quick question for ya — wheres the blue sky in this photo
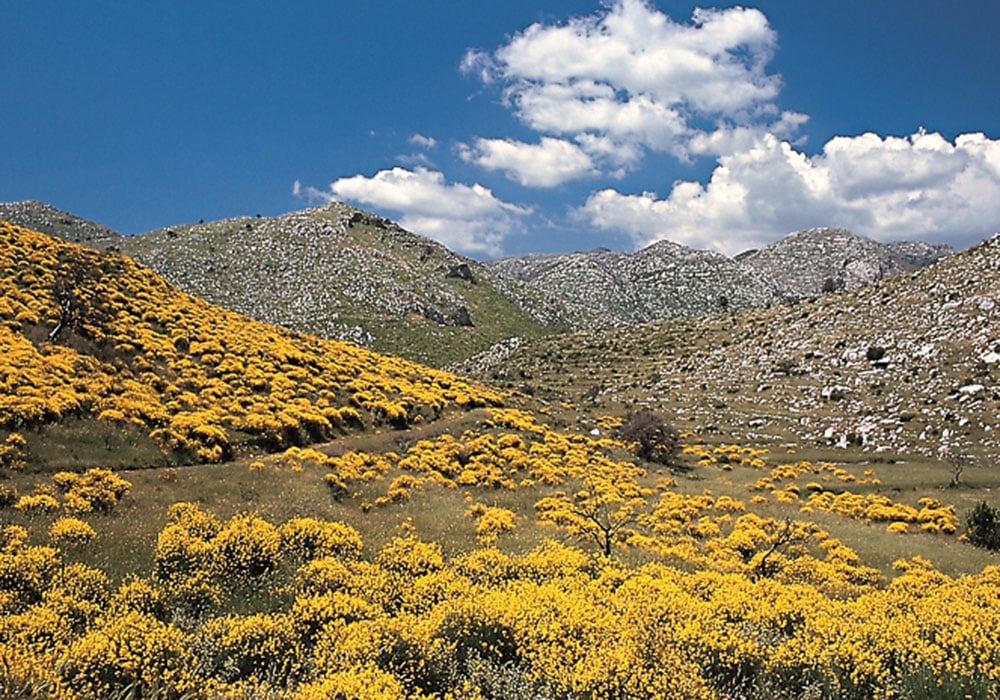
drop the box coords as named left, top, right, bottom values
left=4, top=1, right=1000, bottom=259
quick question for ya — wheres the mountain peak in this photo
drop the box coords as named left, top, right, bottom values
left=740, top=226, right=953, bottom=296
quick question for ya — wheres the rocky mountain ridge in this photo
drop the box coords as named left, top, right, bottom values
left=1, top=201, right=956, bottom=366
left=0, top=200, right=123, bottom=249
left=490, top=227, right=954, bottom=324
left=740, top=227, right=954, bottom=297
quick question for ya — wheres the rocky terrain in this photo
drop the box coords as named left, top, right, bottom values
left=740, top=227, right=954, bottom=297
left=490, top=227, right=953, bottom=324
left=0, top=201, right=956, bottom=368
left=115, top=203, right=589, bottom=366
left=460, top=233, right=1000, bottom=466
left=490, top=241, right=778, bottom=323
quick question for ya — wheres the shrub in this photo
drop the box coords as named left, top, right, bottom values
left=866, top=345, right=887, bottom=362
left=618, top=410, right=680, bottom=465
left=211, top=512, right=282, bottom=579
left=280, top=518, right=364, bottom=562
left=49, top=517, right=97, bottom=546
left=60, top=611, right=185, bottom=698
left=965, top=501, right=1000, bottom=551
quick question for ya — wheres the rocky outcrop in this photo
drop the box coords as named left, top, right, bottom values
left=739, top=227, right=954, bottom=297
left=490, top=241, right=779, bottom=325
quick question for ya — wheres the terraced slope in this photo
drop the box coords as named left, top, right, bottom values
left=0, top=220, right=502, bottom=470
left=461, top=233, right=1000, bottom=464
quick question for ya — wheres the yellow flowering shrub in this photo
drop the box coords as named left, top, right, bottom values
left=279, top=517, right=364, bottom=563
left=48, top=517, right=97, bottom=546
left=56, top=468, right=132, bottom=514
left=14, top=492, right=60, bottom=515
left=196, top=612, right=302, bottom=685
left=109, top=575, right=169, bottom=620
left=376, top=534, right=445, bottom=578
left=466, top=504, right=517, bottom=546
left=0, top=432, right=26, bottom=471
left=59, top=611, right=186, bottom=698
left=0, top=495, right=996, bottom=697
left=210, top=512, right=282, bottom=579
left=293, top=663, right=406, bottom=700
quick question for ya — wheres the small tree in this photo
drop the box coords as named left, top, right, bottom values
left=965, top=501, right=1000, bottom=551
left=535, top=458, right=651, bottom=557
left=939, top=443, right=969, bottom=488
left=618, top=411, right=680, bottom=465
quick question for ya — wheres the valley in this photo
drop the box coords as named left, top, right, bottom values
left=0, top=209, right=997, bottom=699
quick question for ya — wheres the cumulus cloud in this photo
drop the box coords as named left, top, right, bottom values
left=578, top=130, right=1000, bottom=255
left=462, top=0, right=792, bottom=182
left=296, top=167, right=530, bottom=256
left=458, top=136, right=598, bottom=187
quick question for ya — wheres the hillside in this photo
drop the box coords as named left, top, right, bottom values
left=114, top=203, right=587, bottom=366
left=0, top=220, right=501, bottom=470
left=489, top=239, right=778, bottom=323
left=1, top=221, right=999, bottom=700
left=460, top=233, right=1000, bottom=465
left=489, top=227, right=953, bottom=324
left=3, top=202, right=954, bottom=365
left=0, top=200, right=123, bottom=249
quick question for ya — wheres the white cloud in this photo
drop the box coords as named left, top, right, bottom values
left=578, top=130, right=1000, bottom=255
left=463, top=0, right=791, bottom=177
left=299, top=167, right=530, bottom=256
left=459, top=48, right=497, bottom=84
left=409, top=133, right=438, bottom=149
left=458, top=136, right=597, bottom=187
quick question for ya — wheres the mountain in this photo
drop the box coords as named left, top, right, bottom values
left=112, top=203, right=586, bottom=367
left=0, top=201, right=955, bottom=365
left=490, top=227, right=953, bottom=324
left=489, top=240, right=779, bottom=324
left=0, top=220, right=501, bottom=469
left=0, top=200, right=123, bottom=249
left=459, top=232, right=1000, bottom=465
left=739, top=227, right=954, bottom=296
left=0, top=200, right=588, bottom=367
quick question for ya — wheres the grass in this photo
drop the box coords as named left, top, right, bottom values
left=6, top=414, right=999, bottom=587
left=14, top=418, right=175, bottom=474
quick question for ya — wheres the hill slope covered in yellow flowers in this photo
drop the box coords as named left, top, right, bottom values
left=0, top=221, right=501, bottom=469
left=1, top=220, right=999, bottom=700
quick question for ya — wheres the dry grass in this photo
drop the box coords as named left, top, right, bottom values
left=6, top=415, right=998, bottom=587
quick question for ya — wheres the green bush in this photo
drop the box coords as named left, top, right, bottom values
left=965, top=501, right=1000, bottom=551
